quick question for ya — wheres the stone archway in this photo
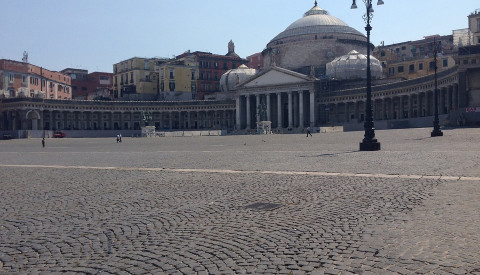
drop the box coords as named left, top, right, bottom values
left=26, top=110, right=41, bottom=130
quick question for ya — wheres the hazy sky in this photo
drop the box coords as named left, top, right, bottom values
left=1, top=0, right=478, bottom=73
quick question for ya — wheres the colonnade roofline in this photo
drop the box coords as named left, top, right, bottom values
left=1, top=98, right=235, bottom=107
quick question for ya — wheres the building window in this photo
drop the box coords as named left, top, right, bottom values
left=207, top=73, right=211, bottom=80
left=130, top=72, right=133, bottom=83
left=191, top=70, right=196, bottom=80
left=214, top=73, right=218, bottom=80
left=199, top=61, right=204, bottom=68
left=223, top=62, right=228, bottom=70
left=169, top=81, right=175, bottom=91
left=419, top=63, right=423, bottom=70
left=144, top=61, right=150, bottom=70
left=388, top=67, right=394, bottom=75
left=409, top=64, right=414, bottom=73
left=214, top=62, right=219, bottom=68
left=9, top=73, right=14, bottom=82
left=169, top=68, right=174, bottom=79
left=160, top=69, right=164, bottom=79
left=463, top=59, right=469, bottom=65
left=381, top=51, right=385, bottom=57
left=161, top=81, right=164, bottom=91
left=442, top=59, right=448, bottom=67
left=472, top=59, right=477, bottom=64
left=125, top=74, right=129, bottom=83
left=191, top=83, right=196, bottom=92
left=397, top=66, right=404, bottom=73
left=200, top=72, right=204, bottom=80
left=401, top=46, right=406, bottom=50
left=477, top=19, right=480, bottom=32
left=22, top=75, right=27, bottom=83
left=429, top=61, right=436, bottom=70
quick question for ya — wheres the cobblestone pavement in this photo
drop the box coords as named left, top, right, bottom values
left=0, top=128, right=479, bottom=274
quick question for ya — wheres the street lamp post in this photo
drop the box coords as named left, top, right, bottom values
left=431, top=37, right=443, bottom=137
left=351, top=0, right=382, bottom=151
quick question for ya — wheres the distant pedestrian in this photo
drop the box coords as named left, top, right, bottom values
left=41, top=138, right=45, bottom=148
left=306, top=127, right=312, bottom=137
left=119, top=134, right=122, bottom=142
left=116, top=134, right=120, bottom=143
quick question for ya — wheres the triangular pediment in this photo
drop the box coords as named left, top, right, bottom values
left=239, top=66, right=313, bottom=88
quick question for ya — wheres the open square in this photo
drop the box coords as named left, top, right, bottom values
left=1, top=128, right=480, bottom=274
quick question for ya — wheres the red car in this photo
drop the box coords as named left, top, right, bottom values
left=53, top=131, right=66, bottom=138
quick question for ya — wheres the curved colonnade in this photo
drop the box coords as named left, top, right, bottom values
left=0, top=67, right=462, bottom=134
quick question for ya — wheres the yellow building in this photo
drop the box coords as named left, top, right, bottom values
left=113, top=57, right=167, bottom=100
left=158, top=55, right=199, bottom=101
left=384, top=55, right=456, bottom=79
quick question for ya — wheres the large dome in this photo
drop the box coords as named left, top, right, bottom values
left=270, top=5, right=363, bottom=43
left=263, top=2, right=367, bottom=76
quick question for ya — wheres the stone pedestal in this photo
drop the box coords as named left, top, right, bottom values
left=141, top=126, right=156, bottom=137
left=256, top=121, right=272, bottom=134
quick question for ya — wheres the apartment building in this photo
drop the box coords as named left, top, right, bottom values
left=112, top=57, right=168, bottom=100
left=62, top=69, right=113, bottom=100
left=0, top=59, right=71, bottom=100
left=158, top=55, right=199, bottom=101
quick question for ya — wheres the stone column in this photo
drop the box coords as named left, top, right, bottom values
left=382, top=98, right=387, bottom=120
left=399, top=96, right=404, bottom=119
left=49, top=110, right=53, bottom=130
left=235, top=96, right=241, bottom=129
left=99, top=112, right=104, bottom=130
left=110, top=111, right=114, bottom=130
left=354, top=101, right=359, bottom=122
left=255, top=94, right=260, bottom=125
left=120, top=112, right=124, bottom=130
left=266, top=93, right=271, bottom=122
left=408, top=95, right=413, bottom=118
left=447, top=86, right=453, bottom=112
left=309, top=90, right=315, bottom=127
left=453, top=84, right=459, bottom=110
left=246, top=95, right=251, bottom=129
left=196, top=111, right=200, bottom=129
left=39, top=110, right=44, bottom=130
left=299, top=91, right=304, bottom=127
left=293, top=92, right=298, bottom=127
left=169, top=111, right=173, bottom=129
left=287, top=91, right=293, bottom=128
left=130, top=112, right=134, bottom=130
left=344, top=102, right=349, bottom=122
left=277, top=92, right=282, bottom=128
left=390, top=97, right=395, bottom=119
left=417, top=94, right=422, bottom=117
left=440, top=88, right=446, bottom=115
left=187, top=111, right=191, bottom=129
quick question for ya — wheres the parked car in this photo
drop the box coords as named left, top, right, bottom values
left=53, top=131, right=66, bottom=138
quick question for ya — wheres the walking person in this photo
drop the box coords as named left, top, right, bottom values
left=119, top=134, right=122, bottom=142
left=41, top=137, right=45, bottom=148
left=116, top=134, right=120, bottom=143
left=306, top=127, right=312, bottom=137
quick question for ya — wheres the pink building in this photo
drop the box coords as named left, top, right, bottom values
left=0, top=59, right=71, bottom=100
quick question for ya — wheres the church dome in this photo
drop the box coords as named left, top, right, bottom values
left=263, top=2, right=367, bottom=75
left=326, top=50, right=383, bottom=80
left=269, top=4, right=363, bottom=44
left=220, top=65, right=257, bottom=92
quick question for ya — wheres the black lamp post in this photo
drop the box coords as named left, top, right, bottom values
left=431, top=37, right=443, bottom=137
left=351, top=0, right=382, bottom=151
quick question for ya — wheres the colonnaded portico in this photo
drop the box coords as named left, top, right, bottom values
left=234, top=66, right=317, bottom=131
left=317, top=67, right=461, bottom=125
left=0, top=98, right=236, bottom=132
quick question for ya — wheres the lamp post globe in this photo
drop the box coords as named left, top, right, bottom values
left=351, top=0, right=383, bottom=151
